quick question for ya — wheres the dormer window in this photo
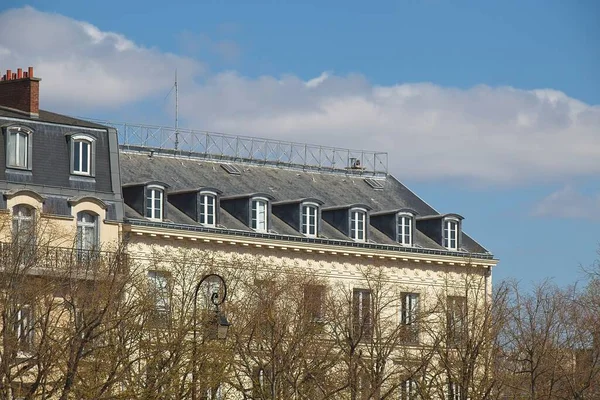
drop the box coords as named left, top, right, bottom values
left=199, top=192, right=216, bottom=226
left=251, top=198, right=268, bottom=232
left=444, top=218, right=459, bottom=250
left=301, top=203, right=318, bottom=237
left=6, top=126, right=33, bottom=170
left=397, top=213, right=413, bottom=246
left=350, top=208, right=367, bottom=242
left=146, top=185, right=164, bottom=221
left=70, top=134, right=96, bottom=176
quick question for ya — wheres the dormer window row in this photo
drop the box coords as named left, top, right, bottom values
left=3, top=126, right=97, bottom=177
left=123, top=184, right=465, bottom=251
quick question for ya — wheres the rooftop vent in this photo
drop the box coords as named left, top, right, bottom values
left=220, top=163, right=241, bottom=175
left=364, top=178, right=384, bottom=190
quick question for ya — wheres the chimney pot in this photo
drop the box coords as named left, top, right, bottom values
left=0, top=66, right=40, bottom=116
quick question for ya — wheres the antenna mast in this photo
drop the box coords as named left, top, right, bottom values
left=175, top=69, right=179, bottom=150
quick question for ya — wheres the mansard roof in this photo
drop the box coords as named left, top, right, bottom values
left=119, top=150, right=490, bottom=256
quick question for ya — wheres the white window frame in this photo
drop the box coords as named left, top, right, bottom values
left=397, top=213, right=413, bottom=246
left=12, top=204, right=35, bottom=246
left=349, top=208, right=367, bottom=242
left=76, top=211, right=99, bottom=253
left=401, top=292, right=419, bottom=326
left=251, top=197, right=268, bottom=232
left=148, top=270, right=170, bottom=319
left=199, top=191, right=217, bottom=226
left=70, top=134, right=96, bottom=176
left=301, top=202, right=319, bottom=237
left=146, top=185, right=164, bottom=221
left=444, top=218, right=459, bottom=250
left=6, top=126, right=33, bottom=170
left=449, top=381, right=462, bottom=400
left=401, top=378, right=418, bottom=400
left=15, top=304, right=34, bottom=349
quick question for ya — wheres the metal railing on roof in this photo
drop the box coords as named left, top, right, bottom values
left=85, top=119, right=388, bottom=177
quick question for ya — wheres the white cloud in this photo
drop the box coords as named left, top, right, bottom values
left=0, top=7, right=203, bottom=110
left=532, top=186, right=600, bottom=220
left=1, top=7, right=599, bottom=184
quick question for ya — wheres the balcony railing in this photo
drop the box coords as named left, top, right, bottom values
left=0, top=242, right=128, bottom=278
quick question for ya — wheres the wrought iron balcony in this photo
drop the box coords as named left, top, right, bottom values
left=0, top=241, right=128, bottom=278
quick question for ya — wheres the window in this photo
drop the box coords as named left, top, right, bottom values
left=76, top=212, right=98, bottom=258
left=12, top=205, right=35, bottom=255
left=201, top=385, right=223, bottom=400
left=70, top=134, right=96, bottom=176
left=444, top=219, right=459, bottom=250
left=350, top=209, right=367, bottom=242
left=148, top=271, right=170, bottom=324
left=447, top=296, right=467, bottom=345
left=14, top=304, right=34, bottom=351
left=397, top=214, right=413, bottom=246
left=401, top=292, right=420, bottom=343
left=448, top=381, right=462, bottom=400
left=251, top=198, right=268, bottom=232
left=301, top=203, right=318, bottom=237
left=304, top=284, right=325, bottom=321
left=146, top=186, right=164, bottom=221
left=199, top=193, right=216, bottom=226
left=352, top=288, right=372, bottom=340
left=252, top=366, right=273, bottom=398
left=401, top=379, right=418, bottom=400
left=6, top=127, right=32, bottom=169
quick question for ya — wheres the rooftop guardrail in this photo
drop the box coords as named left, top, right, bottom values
left=86, top=119, right=388, bottom=177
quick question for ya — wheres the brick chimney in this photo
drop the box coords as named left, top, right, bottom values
left=0, top=67, right=41, bottom=117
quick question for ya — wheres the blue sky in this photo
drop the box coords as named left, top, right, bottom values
left=2, top=1, right=599, bottom=286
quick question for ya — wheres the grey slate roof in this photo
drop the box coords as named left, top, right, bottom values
left=0, top=108, right=108, bottom=129
left=119, top=150, right=490, bottom=256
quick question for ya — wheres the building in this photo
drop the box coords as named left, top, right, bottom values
left=0, top=67, right=498, bottom=399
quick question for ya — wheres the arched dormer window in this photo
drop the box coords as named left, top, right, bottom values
left=397, top=212, right=413, bottom=246
left=301, top=202, right=319, bottom=237
left=146, top=185, right=165, bottom=221
left=199, top=191, right=217, bottom=227
left=349, top=208, right=367, bottom=242
left=69, top=134, right=96, bottom=176
left=5, top=126, right=33, bottom=170
left=251, top=197, right=269, bottom=232
left=444, top=217, right=460, bottom=250
left=76, top=211, right=99, bottom=253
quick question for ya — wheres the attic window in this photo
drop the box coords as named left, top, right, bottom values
left=251, top=198, right=268, bottom=232
left=349, top=208, right=367, bottom=242
left=70, top=134, right=96, bottom=176
left=444, top=218, right=459, bottom=250
left=146, top=185, right=164, bottom=221
left=221, top=164, right=241, bottom=175
left=301, top=203, right=318, bottom=238
left=364, top=178, right=384, bottom=190
left=6, top=126, right=33, bottom=170
left=397, top=213, right=412, bottom=246
left=199, top=192, right=216, bottom=226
